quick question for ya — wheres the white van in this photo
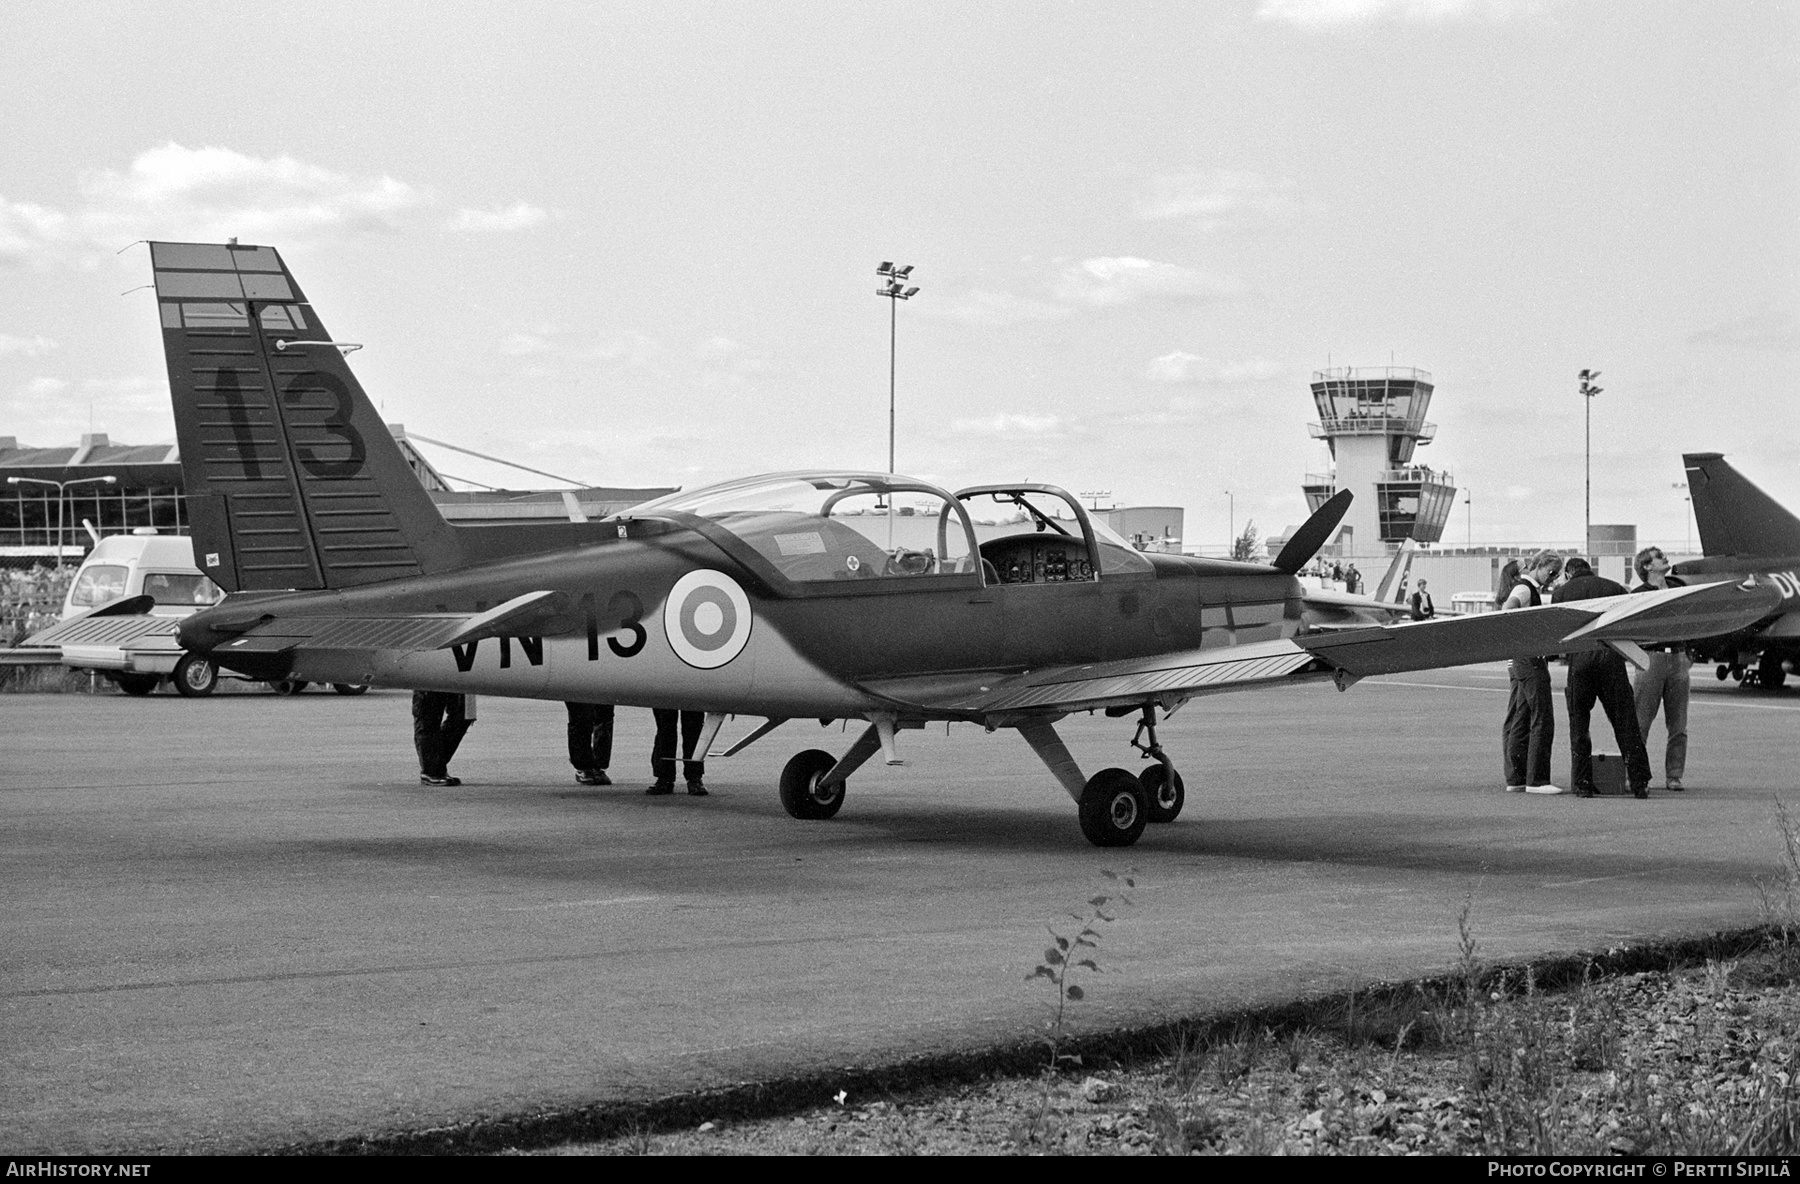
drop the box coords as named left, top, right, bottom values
left=51, top=531, right=366, bottom=697
left=54, top=531, right=227, bottom=695
left=61, top=532, right=224, bottom=622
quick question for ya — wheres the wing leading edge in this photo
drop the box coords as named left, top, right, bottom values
left=867, top=577, right=1784, bottom=719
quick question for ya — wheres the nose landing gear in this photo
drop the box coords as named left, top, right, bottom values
left=1129, top=705, right=1185, bottom=824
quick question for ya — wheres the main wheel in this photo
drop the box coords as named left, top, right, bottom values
left=332, top=683, right=370, bottom=696
left=115, top=673, right=159, bottom=697
left=269, top=679, right=309, bottom=696
left=779, top=748, right=845, bottom=820
left=1139, top=763, right=1185, bottom=824
left=1759, top=655, right=1788, bottom=689
left=172, top=654, right=218, bottom=698
left=1079, top=768, right=1148, bottom=847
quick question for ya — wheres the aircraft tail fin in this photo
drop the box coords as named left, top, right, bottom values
left=1372, top=538, right=1418, bottom=603
left=1683, top=452, right=1800, bottom=559
left=150, top=242, right=462, bottom=592
left=1272, top=490, right=1353, bottom=575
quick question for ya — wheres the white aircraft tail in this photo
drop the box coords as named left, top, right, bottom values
left=1372, top=539, right=1418, bottom=603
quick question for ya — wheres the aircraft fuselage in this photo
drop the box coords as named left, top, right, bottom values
left=182, top=531, right=1303, bottom=719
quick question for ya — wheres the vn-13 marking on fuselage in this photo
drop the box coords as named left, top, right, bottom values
left=131, top=241, right=1785, bottom=846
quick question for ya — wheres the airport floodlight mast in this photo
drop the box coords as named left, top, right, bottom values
left=7, top=474, right=116, bottom=569
left=875, top=262, right=919, bottom=475
left=1579, top=368, right=1602, bottom=553
left=1225, top=489, right=1234, bottom=550
left=1464, top=488, right=1473, bottom=546
left=1080, top=490, right=1111, bottom=511
left=1674, top=481, right=1691, bottom=554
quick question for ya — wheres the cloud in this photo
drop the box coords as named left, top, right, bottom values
left=1135, top=170, right=1320, bottom=231
left=0, top=199, right=71, bottom=267
left=1055, top=256, right=1244, bottom=307
left=20, top=376, right=69, bottom=398
left=926, top=289, right=1073, bottom=327
left=499, top=325, right=561, bottom=356
left=950, top=412, right=1063, bottom=435
left=1687, top=310, right=1800, bottom=352
left=1146, top=352, right=1291, bottom=384
left=0, top=334, right=56, bottom=358
left=448, top=202, right=550, bottom=233
left=0, top=144, right=547, bottom=267
left=1256, top=0, right=1540, bottom=25
left=694, top=335, right=772, bottom=386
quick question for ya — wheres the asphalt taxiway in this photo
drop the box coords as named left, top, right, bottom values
left=4, top=665, right=1797, bottom=1152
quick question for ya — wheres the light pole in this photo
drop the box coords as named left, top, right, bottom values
left=875, top=262, right=919, bottom=475
left=1225, top=490, right=1235, bottom=557
left=7, top=475, right=117, bottom=569
left=1579, top=368, right=1602, bottom=554
left=1673, top=481, right=1692, bottom=555
left=1464, top=488, right=1473, bottom=546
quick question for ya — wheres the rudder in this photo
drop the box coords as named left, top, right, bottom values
left=1683, top=452, right=1800, bottom=559
left=151, top=241, right=461, bottom=591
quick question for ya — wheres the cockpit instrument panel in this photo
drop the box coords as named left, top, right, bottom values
left=982, top=537, right=1094, bottom=584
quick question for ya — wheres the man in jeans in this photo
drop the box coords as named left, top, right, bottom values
left=1501, top=550, right=1565, bottom=793
left=1631, top=546, right=1690, bottom=791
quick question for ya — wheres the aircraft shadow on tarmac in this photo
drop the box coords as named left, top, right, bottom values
left=278, top=777, right=1767, bottom=893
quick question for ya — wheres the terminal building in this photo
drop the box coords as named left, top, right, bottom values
left=0, top=428, right=674, bottom=566
left=1298, top=366, right=1458, bottom=561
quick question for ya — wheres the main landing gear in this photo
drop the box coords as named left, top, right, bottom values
left=1015, top=706, right=1187, bottom=847
left=748, top=705, right=1189, bottom=847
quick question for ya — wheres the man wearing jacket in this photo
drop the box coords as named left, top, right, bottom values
left=1551, top=557, right=1652, bottom=798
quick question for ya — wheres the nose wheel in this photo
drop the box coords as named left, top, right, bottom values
left=1130, top=705, right=1185, bottom=824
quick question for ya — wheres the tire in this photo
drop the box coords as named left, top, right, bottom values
left=172, top=654, right=218, bottom=698
left=1759, top=655, right=1788, bottom=689
left=332, top=683, right=370, bottom=696
left=1078, top=768, right=1148, bottom=847
left=779, top=748, right=845, bottom=820
left=116, top=673, right=159, bottom=697
left=269, top=679, right=309, bottom=696
left=1139, top=764, right=1185, bottom=824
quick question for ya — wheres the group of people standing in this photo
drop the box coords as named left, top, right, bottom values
left=1499, top=545, right=1688, bottom=798
left=411, top=693, right=709, bottom=795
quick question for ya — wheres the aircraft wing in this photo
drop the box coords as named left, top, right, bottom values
left=868, top=577, right=1785, bottom=718
left=1300, top=586, right=1411, bottom=631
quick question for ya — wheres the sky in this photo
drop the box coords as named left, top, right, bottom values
left=1, top=0, right=1794, bottom=551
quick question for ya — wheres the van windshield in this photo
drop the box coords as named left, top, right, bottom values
left=69, top=565, right=127, bottom=608
left=142, top=572, right=224, bottom=606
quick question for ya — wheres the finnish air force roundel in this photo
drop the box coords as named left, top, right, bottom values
left=663, top=569, right=753, bottom=669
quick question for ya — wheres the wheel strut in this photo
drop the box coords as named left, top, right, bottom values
left=1129, top=705, right=1176, bottom=780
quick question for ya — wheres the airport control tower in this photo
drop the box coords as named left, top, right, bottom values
left=1301, top=366, right=1457, bottom=559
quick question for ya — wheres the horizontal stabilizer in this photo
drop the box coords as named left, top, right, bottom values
left=1559, top=577, right=1784, bottom=645
left=89, top=594, right=158, bottom=618
left=437, top=591, right=578, bottom=649
left=23, top=611, right=178, bottom=649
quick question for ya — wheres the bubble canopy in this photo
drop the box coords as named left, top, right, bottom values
left=621, top=471, right=1154, bottom=594
left=623, top=472, right=984, bottom=587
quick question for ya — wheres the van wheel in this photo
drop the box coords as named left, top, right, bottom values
left=116, top=673, right=160, bottom=696
left=173, top=655, right=218, bottom=697
left=269, top=680, right=309, bottom=696
left=332, top=683, right=370, bottom=696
